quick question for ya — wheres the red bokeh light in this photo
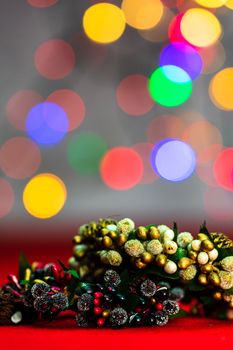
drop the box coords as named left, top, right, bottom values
left=47, top=89, right=86, bottom=131
left=100, top=147, right=143, bottom=190
left=6, top=90, right=43, bottom=131
left=0, top=178, right=15, bottom=218
left=27, top=0, right=58, bottom=8
left=34, top=39, right=76, bottom=80
left=0, top=137, right=41, bottom=179
left=116, top=74, right=154, bottom=116
left=214, top=148, right=233, bottom=191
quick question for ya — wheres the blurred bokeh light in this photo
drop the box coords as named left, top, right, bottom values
left=0, top=179, right=15, bottom=218
left=67, top=132, right=108, bottom=175
left=209, top=67, right=233, bottom=110
left=180, top=8, right=222, bottom=47
left=116, top=74, right=154, bottom=116
left=83, top=3, right=126, bottom=44
left=151, top=139, right=196, bottom=182
left=34, top=39, right=76, bottom=80
left=0, top=137, right=41, bottom=179
left=121, top=0, right=164, bottom=30
left=100, top=147, right=143, bottom=190
left=26, top=102, right=69, bottom=146
left=23, top=173, right=67, bottom=219
left=149, top=65, right=192, bottom=107
left=47, top=89, right=86, bottom=131
left=27, top=0, right=58, bottom=8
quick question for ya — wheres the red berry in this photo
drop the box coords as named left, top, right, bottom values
left=94, top=307, right=103, bottom=315
left=97, top=318, right=105, bottom=327
left=135, top=307, right=142, bottom=313
left=155, top=303, right=163, bottom=311
left=94, top=298, right=101, bottom=306
left=94, top=292, right=103, bottom=298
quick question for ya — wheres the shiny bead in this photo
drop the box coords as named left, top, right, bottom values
left=178, top=257, right=194, bottom=270
left=208, top=249, right=218, bottom=261
left=134, top=258, right=147, bottom=269
left=137, top=226, right=147, bottom=240
left=155, top=303, right=163, bottom=311
left=191, top=240, right=201, bottom=251
left=213, top=292, right=222, bottom=300
left=164, top=240, right=178, bottom=255
left=102, top=310, right=110, bottom=318
left=188, top=250, right=198, bottom=260
left=139, top=297, right=146, bottom=306
left=97, top=318, right=105, bottom=326
left=200, top=264, right=213, bottom=274
left=164, top=260, right=177, bottom=274
left=146, top=314, right=156, bottom=326
left=117, top=234, right=127, bottom=246
left=130, top=314, right=142, bottom=326
left=72, top=235, right=82, bottom=244
left=197, top=233, right=209, bottom=241
left=94, top=307, right=103, bottom=315
left=198, top=273, right=208, bottom=285
left=197, top=252, right=209, bottom=265
left=201, top=239, right=214, bottom=252
left=101, top=228, right=109, bottom=236
left=93, top=298, right=101, bottom=306
left=163, top=229, right=175, bottom=241
left=155, top=254, right=167, bottom=267
left=103, top=236, right=113, bottom=248
left=109, top=231, right=117, bottom=240
left=148, top=226, right=160, bottom=239
left=208, top=272, right=220, bottom=286
left=229, top=301, right=233, bottom=309
left=141, top=252, right=154, bottom=264
left=150, top=298, right=156, bottom=305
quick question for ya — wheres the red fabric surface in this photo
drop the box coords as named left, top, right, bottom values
left=0, top=241, right=233, bottom=349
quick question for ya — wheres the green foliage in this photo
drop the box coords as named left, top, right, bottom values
left=19, top=253, right=31, bottom=280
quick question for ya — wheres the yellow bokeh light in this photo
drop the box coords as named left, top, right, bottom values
left=195, top=0, right=227, bottom=8
left=209, top=67, right=233, bottom=110
left=226, top=0, right=233, bottom=9
left=121, top=0, right=163, bottom=30
left=83, top=3, right=126, bottom=44
left=180, top=8, right=222, bottom=47
left=23, top=173, right=67, bottom=219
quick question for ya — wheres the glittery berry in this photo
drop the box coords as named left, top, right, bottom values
left=34, top=295, right=51, bottom=313
left=140, top=279, right=156, bottom=297
left=51, top=293, right=69, bottom=310
left=77, top=293, right=93, bottom=311
left=31, top=283, right=50, bottom=298
left=104, top=270, right=121, bottom=287
left=153, top=311, right=169, bottom=326
left=110, top=307, right=128, bottom=326
left=163, top=300, right=179, bottom=316
left=75, top=313, right=88, bottom=327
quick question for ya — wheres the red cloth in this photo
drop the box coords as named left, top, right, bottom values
left=0, top=242, right=233, bottom=349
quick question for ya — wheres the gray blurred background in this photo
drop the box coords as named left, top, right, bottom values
left=1, top=0, right=233, bottom=239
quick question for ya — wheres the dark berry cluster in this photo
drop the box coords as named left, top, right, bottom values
left=26, top=282, right=68, bottom=315
left=75, top=270, right=179, bottom=328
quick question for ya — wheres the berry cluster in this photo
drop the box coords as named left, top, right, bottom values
left=75, top=270, right=179, bottom=327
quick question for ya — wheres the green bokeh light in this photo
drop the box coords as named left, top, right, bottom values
left=148, top=65, right=193, bottom=107
left=67, top=132, right=108, bottom=175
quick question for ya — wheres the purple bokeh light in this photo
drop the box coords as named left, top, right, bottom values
left=26, top=102, right=68, bottom=146
left=151, top=139, right=196, bottom=182
left=160, top=43, right=203, bottom=80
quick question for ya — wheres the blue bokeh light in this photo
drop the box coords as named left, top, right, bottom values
left=26, top=102, right=68, bottom=146
left=151, top=139, right=196, bottom=182
left=160, top=43, right=203, bottom=80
